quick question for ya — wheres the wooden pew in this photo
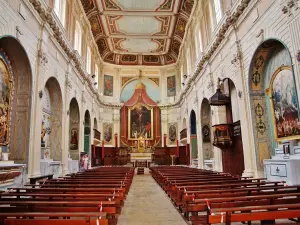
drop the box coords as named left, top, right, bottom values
left=2, top=167, right=134, bottom=225
left=29, top=174, right=53, bottom=185
left=0, top=212, right=108, bottom=225
left=150, top=166, right=300, bottom=225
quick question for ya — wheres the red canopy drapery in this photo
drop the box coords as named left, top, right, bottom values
left=123, top=83, right=157, bottom=107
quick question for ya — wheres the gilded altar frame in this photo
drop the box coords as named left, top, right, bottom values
left=266, top=65, right=300, bottom=142
left=0, top=53, right=13, bottom=146
left=128, top=104, right=154, bottom=140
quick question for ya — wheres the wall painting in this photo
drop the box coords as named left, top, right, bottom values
left=168, top=123, right=177, bottom=145
left=268, top=66, right=300, bottom=141
left=0, top=54, right=12, bottom=146
left=128, top=105, right=153, bottom=140
left=167, top=75, right=176, bottom=97
left=104, top=75, right=113, bottom=96
left=70, top=128, right=79, bottom=150
left=103, top=122, right=113, bottom=144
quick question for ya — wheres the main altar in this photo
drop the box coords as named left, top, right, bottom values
left=120, top=74, right=161, bottom=165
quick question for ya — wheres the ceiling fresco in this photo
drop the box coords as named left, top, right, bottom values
left=81, top=0, right=195, bottom=66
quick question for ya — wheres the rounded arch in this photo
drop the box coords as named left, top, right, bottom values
left=69, top=98, right=80, bottom=160
left=248, top=39, right=297, bottom=172
left=83, top=110, right=91, bottom=154
left=43, top=77, right=63, bottom=161
left=0, top=35, right=33, bottom=163
left=189, top=109, right=198, bottom=160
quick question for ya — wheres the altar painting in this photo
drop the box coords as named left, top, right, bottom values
left=269, top=66, right=300, bottom=140
left=103, top=122, right=113, bottom=144
left=0, top=56, right=12, bottom=145
left=128, top=105, right=153, bottom=140
left=168, top=123, right=177, bottom=145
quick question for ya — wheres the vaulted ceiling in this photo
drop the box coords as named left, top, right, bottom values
left=80, top=0, right=195, bottom=66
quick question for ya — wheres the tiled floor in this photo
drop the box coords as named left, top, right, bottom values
left=118, top=168, right=187, bottom=225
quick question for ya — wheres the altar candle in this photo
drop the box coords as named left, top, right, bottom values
left=176, top=140, right=179, bottom=157
left=115, top=134, right=118, bottom=148
left=102, top=140, right=105, bottom=159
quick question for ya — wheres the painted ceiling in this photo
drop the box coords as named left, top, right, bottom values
left=80, top=0, right=195, bottom=66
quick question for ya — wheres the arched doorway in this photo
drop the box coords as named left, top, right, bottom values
left=42, top=77, right=63, bottom=161
left=0, top=36, right=32, bottom=164
left=190, top=110, right=198, bottom=160
left=200, top=98, right=213, bottom=165
left=84, top=110, right=91, bottom=154
left=248, top=39, right=298, bottom=173
left=222, top=78, right=245, bottom=175
left=69, top=98, right=80, bottom=160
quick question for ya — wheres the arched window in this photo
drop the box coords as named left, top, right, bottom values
left=213, top=0, right=222, bottom=24
left=74, top=21, right=82, bottom=55
left=94, top=64, right=99, bottom=89
left=54, top=0, right=66, bottom=27
left=195, top=25, right=203, bottom=57
left=186, top=47, right=191, bottom=75
left=86, top=46, right=91, bottom=74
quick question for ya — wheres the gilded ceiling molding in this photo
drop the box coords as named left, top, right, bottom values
left=80, top=0, right=196, bottom=66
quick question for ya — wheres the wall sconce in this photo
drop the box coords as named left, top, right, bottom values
left=91, top=74, right=96, bottom=78
left=39, top=90, right=43, bottom=99
left=238, top=90, right=242, bottom=98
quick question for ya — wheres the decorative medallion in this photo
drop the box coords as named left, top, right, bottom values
left=254, top=103, right=264, bottom=117
left=202, top=125, right=210, bottom=143
left=181, top=0, right=194, bottom=15
left=252, top=70, right=261, bottom=86
left=256, top=120, right=266, bottom=135
left=255, top=55, right=264, bottom=69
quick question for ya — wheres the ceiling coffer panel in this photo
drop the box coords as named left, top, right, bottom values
left=81, top=0, right=195, bottom=65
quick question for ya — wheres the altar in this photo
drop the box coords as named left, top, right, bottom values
left=130, top=152, right=152, bottom=163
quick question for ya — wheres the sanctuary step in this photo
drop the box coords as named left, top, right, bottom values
left=136, top=167, right=144, bottom=175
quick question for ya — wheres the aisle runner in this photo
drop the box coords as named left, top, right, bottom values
left=118, top=168, right=187, bottom=225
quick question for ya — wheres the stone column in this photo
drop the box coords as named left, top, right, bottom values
left=61, top=71, right=72, bottom=175
left=28, top=34, right=47, bottom=177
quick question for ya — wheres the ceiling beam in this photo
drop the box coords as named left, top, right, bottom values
left=101, top=11, right=176, bottom=16
left=109, top=35, right=170, bottom=39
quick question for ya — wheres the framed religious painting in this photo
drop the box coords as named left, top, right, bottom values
left=103, top=75, right=113, bottom=96
left=128, top=104, right=153, bottom=140
left=0, top=53, right=13, bottom=146
left=168, top=123, right=177, bottom=145
left=267, top=66, right=300, bottom=141
left=167, top=75, right=176, bottom=97
left=103, top=122, right=113, bottom=144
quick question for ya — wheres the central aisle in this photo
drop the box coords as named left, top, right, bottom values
left=118, top=168, right=187, bottom=225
